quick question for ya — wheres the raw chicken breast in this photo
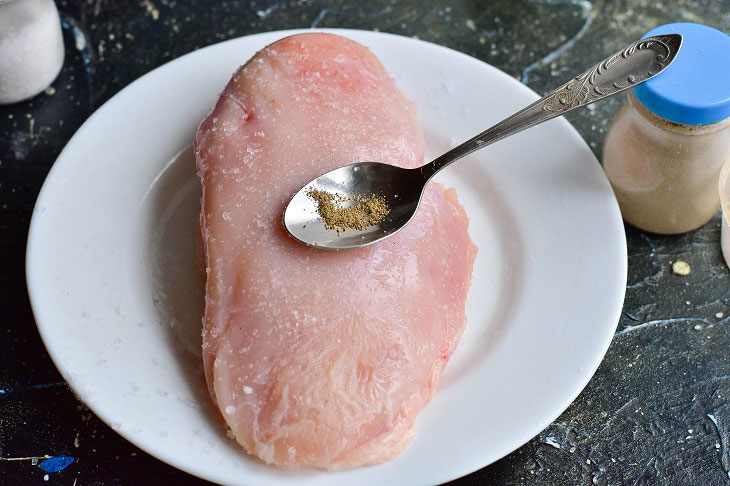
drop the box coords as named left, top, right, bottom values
left=195, top=33, right=476, bottom=470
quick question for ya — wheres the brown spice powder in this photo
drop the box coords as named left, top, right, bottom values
left=307, top=189, right=389, bottom=233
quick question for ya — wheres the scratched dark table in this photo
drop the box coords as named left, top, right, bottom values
left=2, top=1, right=730, bottom=484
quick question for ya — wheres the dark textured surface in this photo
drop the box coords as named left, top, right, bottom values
left=1, top=1, right=729, bottom=484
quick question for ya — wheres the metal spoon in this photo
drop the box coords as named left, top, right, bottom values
left=284, top=34, right=682, bottom=250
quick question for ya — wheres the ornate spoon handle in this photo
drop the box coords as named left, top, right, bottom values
left=422, top=34, right=682, bottom=179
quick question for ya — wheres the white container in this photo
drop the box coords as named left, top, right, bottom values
left=0, top=0, right=64, bottom=104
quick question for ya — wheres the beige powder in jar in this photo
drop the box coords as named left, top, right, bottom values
left=603, top=92, right=730, bottom=234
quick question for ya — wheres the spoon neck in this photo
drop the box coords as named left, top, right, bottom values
left=419, top=128, right=503, bottom=180
left=418, top=158, right=442, bottom=180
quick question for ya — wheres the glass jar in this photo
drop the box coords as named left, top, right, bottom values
left=604, top=92, right=730, bottom=234
left=602, top=23, right=730, bottom=235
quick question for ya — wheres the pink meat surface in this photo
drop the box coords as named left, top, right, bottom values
left=195, top=33, right=476, bottom=470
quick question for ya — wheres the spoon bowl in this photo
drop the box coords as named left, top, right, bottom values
left=284, top=34, right=682, bottom=250
left=284, top=162, right=427, bottom=249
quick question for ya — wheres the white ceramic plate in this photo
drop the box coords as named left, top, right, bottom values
left=26, top=29, right=626, bottom=485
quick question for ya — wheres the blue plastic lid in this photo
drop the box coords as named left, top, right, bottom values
left=632, top=23, right=730, bottom=125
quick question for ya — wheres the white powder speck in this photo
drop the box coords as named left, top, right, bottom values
left=717, top=312, right=724, bottom=318
left=44, top=475, right=49, bottom=481
left=222, top=212, right=231, bottom=221
left=543, top=436, right=561, bottom=449
left=226, top=405, right=236, bottom=414
left=142, top=0, right=160, bottom=20
left=243, top=386, right=253, bottom=395
left=74, top=30, right=86, bottom=51
left=694, top=324, right=702, bottom=331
